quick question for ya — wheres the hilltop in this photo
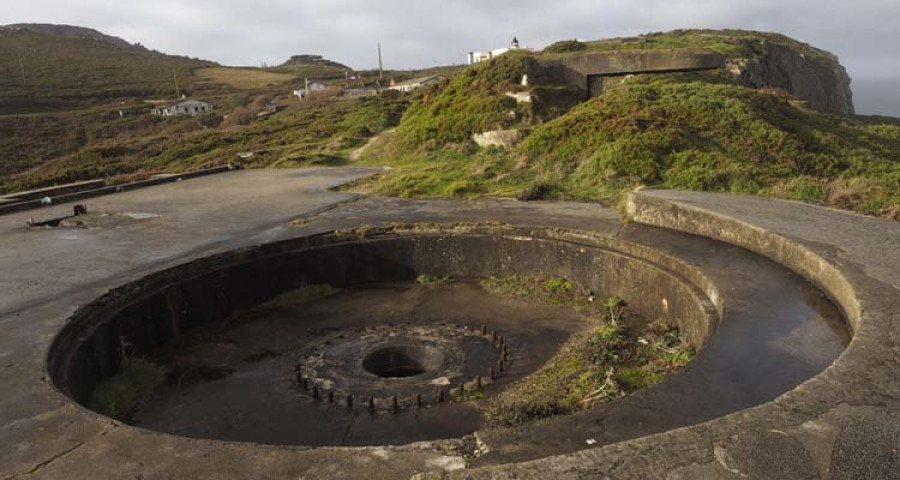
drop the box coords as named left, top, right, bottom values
left=1, top=26, right=897, bottom=220
left=269, top=54, right=351, bottom=80
left=348, top=31, right=899, bottom=219
left=0, top=25, right=214, bottom=111
left=2, top=23, right=144, bottom=50
left=545, top=29, right=854, bottom=115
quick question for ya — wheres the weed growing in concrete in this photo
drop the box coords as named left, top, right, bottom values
left=481, top=275, right=591, bottom=309
left=604, top=296, right=627, bottom=326
left=88, top=358, right=165, bottom=422
left=480, top=277, right=696, bottom=427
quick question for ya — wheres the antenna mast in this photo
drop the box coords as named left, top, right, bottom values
left=378, top=42, right=384, bottom=79
left=172, top=68, right=181, bottom=98
left=17, top=49, right=27, bottom=85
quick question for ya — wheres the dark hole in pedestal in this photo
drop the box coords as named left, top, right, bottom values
left=363, top=347, right=426, bottom=378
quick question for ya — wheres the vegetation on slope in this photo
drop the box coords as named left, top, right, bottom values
left=0, top=28, right=213, bottom=108
left=0, top=94, right=408, bottom=194
left=580, top=29, right=835, bottom=62
left=194, top=67, right=296, bottom=90
left=519, top=80, right=900, bottom=216
left=89, top=358, right=165, bottom=422
left=394, top=54, right=530, bottom=150
left=270, top=54, right=351, bottom=80
left=478, top=275, right=695, bottom=426
left=353, top=55, right=900, bottom=219
left=3, top=24, right=897, bottom=220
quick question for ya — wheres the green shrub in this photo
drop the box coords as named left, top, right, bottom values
left=88, top=359, right=165, bottom=422
left=543, top=40, right=588, bottom=54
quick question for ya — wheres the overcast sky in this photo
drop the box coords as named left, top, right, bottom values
left=4, top=0, right=899, bottom=115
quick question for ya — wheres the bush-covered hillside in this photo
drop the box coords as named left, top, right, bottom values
left=0, top=28, right=214, bottom=108
left=354, top=57, right=900, bottom=219
left=394, top=53, right=581, bottom=150
left=519, top=80, right=900, bottom=216
left=579, top=29, right=832, bottom=61
left=0, top=94, right=409, bottom=194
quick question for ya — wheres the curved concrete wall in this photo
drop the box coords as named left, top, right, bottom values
left=626, top=193, right=861, bottom=334
left=47, top=225, right=719, bottom=409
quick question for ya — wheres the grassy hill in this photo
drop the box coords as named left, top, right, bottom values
left=3, top=25, right=897, bottom=220
left=0, top=93, right=409, bottom=194
left=0, top=26, right=215, bottom=111
left=269, top=54, right=350, bottom=80
left=575, top=29, right=833, bottom=60
left=348, top=33, right=900, bottom=220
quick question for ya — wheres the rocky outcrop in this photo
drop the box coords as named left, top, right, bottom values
left=726, top=40, right=854, bottom=115
left=473, top=129, right=521, bottom=148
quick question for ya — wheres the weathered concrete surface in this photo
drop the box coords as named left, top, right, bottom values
left=430, top=191, right=899, bottom=478
left=0, top=174, right=887, bottom=479
left=0, top=173, right=633, bottom=479
left=541, top=49, right=724, bottom=97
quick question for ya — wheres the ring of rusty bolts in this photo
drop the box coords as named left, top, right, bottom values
left=291, top=324, right=509, bottom=411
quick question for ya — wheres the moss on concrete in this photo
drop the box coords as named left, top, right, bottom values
left=88, top=358, right=165, bottom=422
left=479, top=276, right=696, bottom=427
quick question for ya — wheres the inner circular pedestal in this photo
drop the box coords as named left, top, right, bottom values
left=131, top=282, right=587, bottom=445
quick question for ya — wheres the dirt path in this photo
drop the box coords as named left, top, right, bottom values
left=349, top=129, right=395, bottom=161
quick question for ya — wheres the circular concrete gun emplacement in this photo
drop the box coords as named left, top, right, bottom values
left=45, top=224, right=848, bottom=464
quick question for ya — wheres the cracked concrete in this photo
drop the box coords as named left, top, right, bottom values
left=0, top=176, right=896, bottom=478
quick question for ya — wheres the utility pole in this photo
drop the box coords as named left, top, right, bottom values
left=17, top=49, right=26, bottom=85
left=172, top=68, right=181, bottom=99
left=378, top=42, right=384, bottom=80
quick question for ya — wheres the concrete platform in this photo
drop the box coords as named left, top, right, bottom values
left=442, top=190, right=899, bottom=479
left=0, top=173, right=895, bottom=479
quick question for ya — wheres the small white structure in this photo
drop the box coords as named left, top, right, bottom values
left=293, top=80, right=328, bottom=100
left=388, top=75, right=443, bottom=93
left=468, top=37, right=532, bottom=65
left=151, top=99, right=212, bottom=116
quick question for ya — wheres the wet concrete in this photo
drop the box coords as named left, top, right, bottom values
left=50, top=222, right=848, bottom=463
left=137, top=282, right=589, bottom=446
left=467, top=224, right=849, bottom=465
left=0, top=171, right=874, bottom=479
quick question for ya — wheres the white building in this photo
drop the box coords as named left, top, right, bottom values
left=388, top=75, right=443, bottom=93
left=150, top=99, right=213, bottom=116
left=467, top=37, right=532, bottom=65
left=293, top=81, right=328, bottom=100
